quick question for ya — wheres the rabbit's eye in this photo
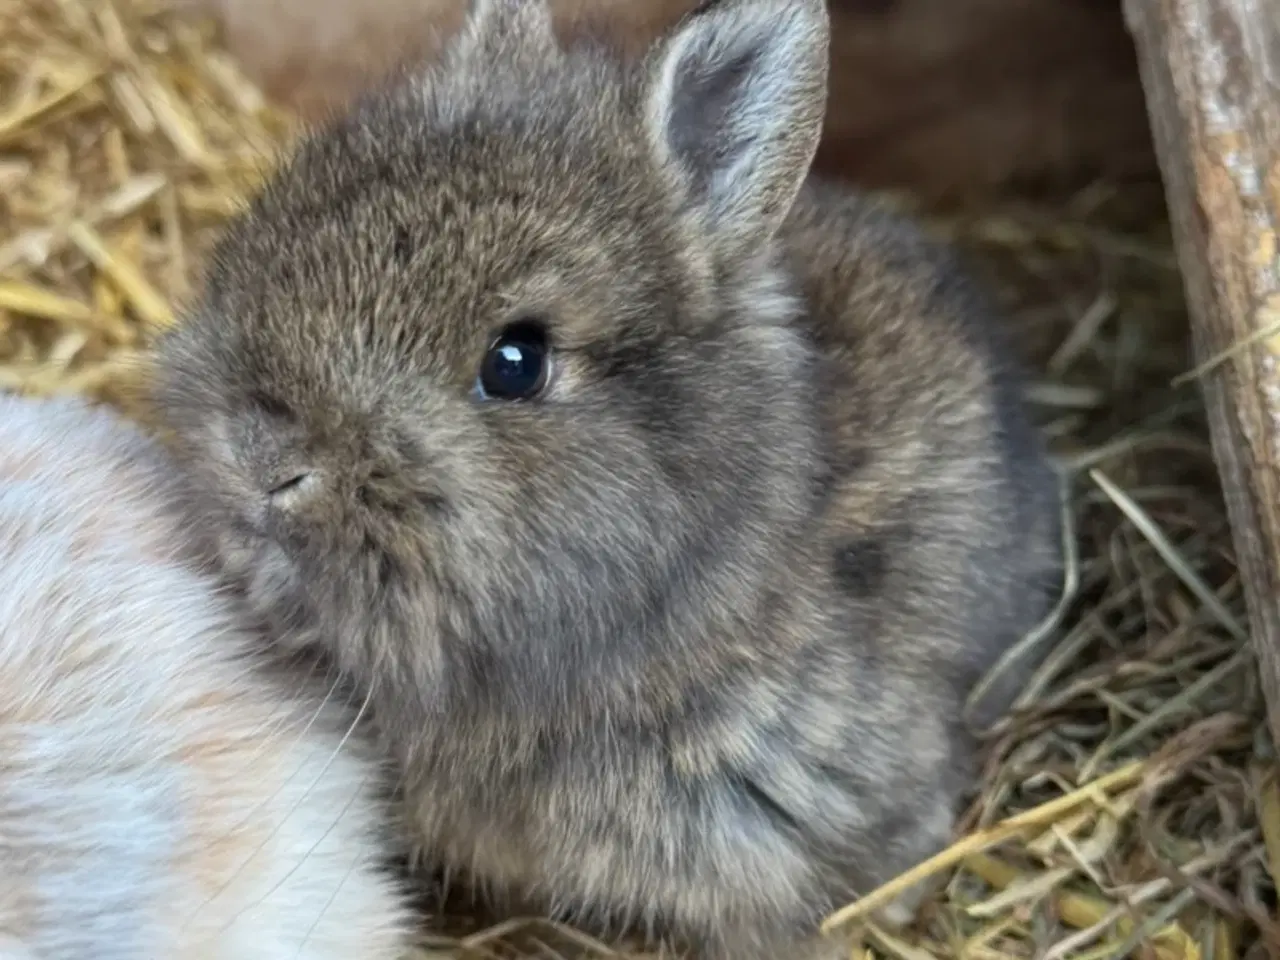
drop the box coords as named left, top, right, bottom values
left=476, top=320, right=551, bottom=401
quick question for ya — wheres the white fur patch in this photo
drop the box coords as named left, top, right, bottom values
left=0, top=393, right=413, bottom=960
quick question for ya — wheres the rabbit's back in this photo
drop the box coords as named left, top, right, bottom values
left=783, top=181, right=1061, bottom=723
left=0, top=394, right=410, bottom=960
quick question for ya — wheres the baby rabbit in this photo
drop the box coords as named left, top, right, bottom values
left=154, top=0, right=1063, bottom=956
left=0, top=391, right=413, bottom=960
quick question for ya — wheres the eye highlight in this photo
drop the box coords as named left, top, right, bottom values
left=476, top=319, right=552, bottom=401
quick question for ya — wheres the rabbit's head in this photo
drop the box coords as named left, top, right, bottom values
left=156, top=0, right=831, bottom=711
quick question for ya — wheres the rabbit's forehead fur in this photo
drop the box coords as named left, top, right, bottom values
left=208, top=56, right=692, bottom=391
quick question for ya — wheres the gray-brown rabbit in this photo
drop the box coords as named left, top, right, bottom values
left=153, top=0, right=1063, bottom=957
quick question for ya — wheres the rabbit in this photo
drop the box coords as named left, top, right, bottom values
left=179, top=0, right=1152, bottom=197
left=151, top=0, right=1064, bottom=957
left=0, top=390, right=415, bottom=960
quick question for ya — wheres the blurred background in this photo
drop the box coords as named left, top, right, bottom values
left=187, top=0, right=1159, bottom=200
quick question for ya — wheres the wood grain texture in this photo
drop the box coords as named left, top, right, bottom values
left=1125, top=0, right=1280, bottom=743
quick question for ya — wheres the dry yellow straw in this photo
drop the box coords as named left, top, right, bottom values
left=964, top=854, right=1201, bottom=960
left=66, top=221, right=175, bottom=329
left=1256, top=766, right=1280, bottom=894
left=821, top=760, right=1147, bottom=931
left=0, top=280, right=94, bottom=325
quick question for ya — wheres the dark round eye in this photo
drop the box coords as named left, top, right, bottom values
left=477, top=320, right=551, bottom=401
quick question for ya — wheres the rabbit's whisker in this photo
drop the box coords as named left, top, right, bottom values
left=208, top=683, right=375, bottom=938
left=181, top=666, right=349, bottom=932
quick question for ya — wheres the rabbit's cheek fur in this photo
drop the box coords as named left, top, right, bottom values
left=179, top=307, right=825, bottom=704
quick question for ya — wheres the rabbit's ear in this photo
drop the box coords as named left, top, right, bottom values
left=455, top=0, right=554, bottom=57
left=643, top=0, right=829, bottom=258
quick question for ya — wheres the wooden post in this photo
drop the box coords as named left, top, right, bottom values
left=1123, top=0, right=1280, bottom=745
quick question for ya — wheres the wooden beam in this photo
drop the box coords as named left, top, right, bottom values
left=1124, top=0, right=1280, bottom=744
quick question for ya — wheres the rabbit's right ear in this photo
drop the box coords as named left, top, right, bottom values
left=642, top=0, right=829, bottom=260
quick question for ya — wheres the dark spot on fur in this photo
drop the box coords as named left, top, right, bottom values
left=831, top=524, right=908, bottom=597
left=375, top=550, right=397, bottom=592
left=836, top=443, right=870, bottom=476
left=361, top=531, right=396, bottom=593
left=392, top=225, right=415, bottom=264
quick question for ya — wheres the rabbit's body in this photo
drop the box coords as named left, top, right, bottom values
left=155, top=1, right=1062, bottom=957
left=0, top=393, right=412, bottom=960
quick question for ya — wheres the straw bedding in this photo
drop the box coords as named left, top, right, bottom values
left=0, top=1, right=1273, bottom=958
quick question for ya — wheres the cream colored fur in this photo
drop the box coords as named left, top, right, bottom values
left=0, top=392, right=413, bottom=960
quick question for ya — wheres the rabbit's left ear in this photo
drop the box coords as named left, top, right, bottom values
left=642, top=0, right=830, bottom=258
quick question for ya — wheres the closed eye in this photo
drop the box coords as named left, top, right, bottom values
left=268, top=472, right=312, bottom=497
left=266, top=472, right=320, bottom=512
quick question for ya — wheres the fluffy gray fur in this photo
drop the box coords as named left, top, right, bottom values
left=153, top=0, right=1063, bottom=956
